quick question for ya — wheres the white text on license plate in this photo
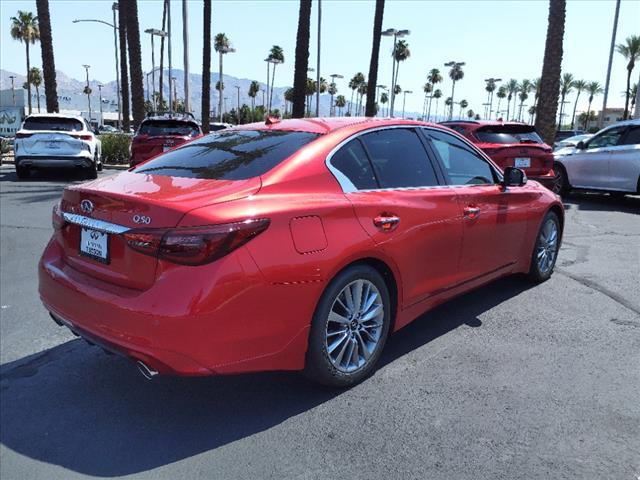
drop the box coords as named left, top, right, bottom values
left=514, top=157, right=531, bottom=168
left=80, top=227, right=109, bottom=263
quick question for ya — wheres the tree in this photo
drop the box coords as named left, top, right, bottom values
left=518, top=79, right=531, bottom=121
left=484, top=79, right=497, bottom=119
left=125, top=0, right=145, bottom=128
left=528, top=105, right=536, bottom=124
left=496, top=86, right=507, bottom=119
left=570, top=79, right=586, bottom=128
left=558, top=73, right=575, bottom=127
left=426, top=68, right=442, bottom=121
left=584, top=81, right=603, bottom=129
left=10, top=10, right=40, bottom=114
left=118, top=0, right=130, bottom=131
left=378, top=92, right=388, bottom=116
left=535, top=0, right=566, bottom=143
left=268, top=45, right=284, bottom=112
left=578, top=110, right=596, bottom=130
left=284, top=87, right=294, bottom=116
left=422, top=82, right=432, bottom=119
left=365, top=0, right=385, bottom=117
left=616, top=35, right=640, bottom=119
left=201, top=0, right=212, bottom=133
left=447, top=63, right=464, bottom=120
left=335, top=94, right=347, bottom=116
left=432, top=89, right=442, bottom=120
left=467, top=109, right=474, bottom=119
left=505, top=79, right=518, bottom=120
left=630, top=82, right=638, bottom=115
left=29, top=67, right=42, bottom=112
left=357, top=82, right=367, bottom=115
left=305, top=77, right=316, bottom=115
left=531, top=77, right=541, bottom=114
left=248, top=80, right=260, bottom=111
left=35, top=0, right=58, bottom=112
left=214, top=33, right=230, bottom=121
left=292, top=0, right=312, bottom=118
left=459, top=99, right=468, bottom=119
left=391, top=39, right=410, bottom=116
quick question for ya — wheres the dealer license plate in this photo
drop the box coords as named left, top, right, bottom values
left=514, top=157, right=531, bottom=168
left=80, top=227, right=109, bottom=263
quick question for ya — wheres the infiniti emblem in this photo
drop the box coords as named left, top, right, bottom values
left=80, top=199, right=94, bottom=214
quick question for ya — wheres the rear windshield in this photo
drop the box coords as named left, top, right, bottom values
left=138, top=120, right=200, bottom=137
left=209, top=124, right=229, bottom=132
left=23, top=117, right=83, bottom=132
left=475, top=125, right=543, bottom=144
left=134, top=130, right=320, bottom=180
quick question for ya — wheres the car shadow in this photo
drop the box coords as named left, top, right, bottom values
left=0, top=276, right=535, bottom=477
left=562, top=191, right=640, bottom=215
left=0, top=167, right=94, bottom=184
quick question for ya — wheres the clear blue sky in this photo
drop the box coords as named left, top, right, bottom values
left=1, top=0, right=638, bottom=115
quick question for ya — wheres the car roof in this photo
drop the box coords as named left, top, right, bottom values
left=606, top=118, right=640, bottom=128
left=234, top=117, right=432, bottom=135
left=440, top=120, right=534, bottom=130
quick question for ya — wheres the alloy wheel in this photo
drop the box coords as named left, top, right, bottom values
left=536, top=218, right=558, bottom=274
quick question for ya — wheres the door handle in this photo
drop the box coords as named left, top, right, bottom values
left=373, top=215, right=400, bottom=232
left=463, top=206, right=481, bottom=220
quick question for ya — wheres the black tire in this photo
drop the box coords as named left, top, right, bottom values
left=552, top=162, right=569, bottom=196
left=528, top=211, right=561, bottom=283
left=15, top=164, right=29, bottom=180
left=609, top=191, right=626, bottom=200
left=85, top=161, right=98, bottom=180
left=304, top=264, right=391, bottom=387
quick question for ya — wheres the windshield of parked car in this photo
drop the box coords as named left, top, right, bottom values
left=23, top=117, right=83, bottom=132
left=474, top=125, right=543, bottom=144
left=138, top=120, right=200, bottom=137
left=133, top=129, right=320, bottom=180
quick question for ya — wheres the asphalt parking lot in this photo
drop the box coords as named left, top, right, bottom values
left=1, top=164, right=639, bottom=480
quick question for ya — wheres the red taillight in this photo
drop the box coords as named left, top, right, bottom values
left=52, top=202, right=66, bottom=230
left=16, top=132, right=33, bottom=139
left=123, top=219, right=270, bottom=266
left=70, top=134, right=93, bottom=141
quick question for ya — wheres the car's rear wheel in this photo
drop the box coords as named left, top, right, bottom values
left=552, top=162, right=569, bottom=195
left=305, top=264, right=391, bottom=387
left=15, top=164, right=30, bottom=180
left=528, top=211, right=560, bottom=283
left=85, top=157, right=98, bottom=180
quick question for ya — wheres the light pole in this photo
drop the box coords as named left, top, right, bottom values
left=82, top=64, right=91, bottom=123
left=145, top=28, right=168, bottom=111
left=402, top=90, right=412, bottom=119
left=315, top=0, right=322, bottom=117
left=9, top=75, right=16, bottom=106
left=73, top=15, right=121, bottom=128
left=484, top=77, right=501, bottom=120
left=97, top=84, right=104, bottom=126
left=381, top=28, right=410, bottom=117
left=218, top=45, right=236, bottom=121
left=600, top=0, right=620, bottom=127
left=181, top=0, right=190, bottom=112
left=444, top=60, right=465, bottom=120
left=235, top=85, right=241, bottom=124
left=330, top=73, right=343, bottom=116
left=145, top=71, right=152, bottom=103
left=171, top=76, right=178, bottom=110
left=167, top=0, right=173, bottom=113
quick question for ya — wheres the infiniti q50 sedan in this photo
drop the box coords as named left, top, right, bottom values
left=39, top=117, right=563, bottom=387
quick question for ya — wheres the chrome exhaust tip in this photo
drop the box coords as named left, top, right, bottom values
left=136, top=360, right=159, bottom=380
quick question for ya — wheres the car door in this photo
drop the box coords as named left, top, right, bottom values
left=422, top=128, right=533, bottom=283
left=328, top=127, right=464, bottom=307
left=566, top=126, right=626, bottom=189
left=606, top=125, right=640, bottom=192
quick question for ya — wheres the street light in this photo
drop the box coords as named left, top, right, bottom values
left=444, top=60, right=465, bottom=120
left=218, top=45, right=236, bottom=121
left=330, top=73, right=343, bottom=116
left=82, top=64, right=91, bottom=123
left=145, top=28, right=168, bottom=112
left=73, top=12, right=121, bottom=128
left=484, top=77, right=502, bottom=119
left=97, top=84, right=104, bottom=126
left=402, top=90, right=413, bottom=119
left=382, top=28, right=409, bottom=117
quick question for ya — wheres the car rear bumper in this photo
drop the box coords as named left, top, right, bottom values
left=529, top=171, right=555, bottom=189
left=38, top=238, right=314, bottom=377
left=16, top=154, right=93, bottom=169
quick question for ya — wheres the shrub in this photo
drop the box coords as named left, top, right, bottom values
left=99, top=133, right=131, bottom=165
left=1, top=137, right=13, bottom=155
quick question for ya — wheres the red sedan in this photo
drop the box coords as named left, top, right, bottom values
left=441, top=121, right=555, bottom=189
left=39, top=118, right=563, bottom=387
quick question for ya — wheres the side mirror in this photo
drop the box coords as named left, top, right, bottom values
left=502, top=166, right=527, bottom=187
left=576, top=140, right=586, bottom=150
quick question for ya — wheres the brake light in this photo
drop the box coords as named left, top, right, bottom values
left=16, top=132, right=33, bottom=139
left=52, top=202, right=66, bottom=230
left=70, top=134, right=93, bottom=141
left=123, top=219, right=270, bottom=266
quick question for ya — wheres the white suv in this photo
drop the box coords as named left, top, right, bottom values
left=14, top=113, right=102, bottom=179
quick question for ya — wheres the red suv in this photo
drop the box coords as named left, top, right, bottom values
left=440, top=121, right=555, bottom=189
left=130, top=114, right=202, bottom=167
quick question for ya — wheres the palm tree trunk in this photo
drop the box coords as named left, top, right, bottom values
left=292, top=0, right=312, bottom=118
left=218, top=51, right=224, bottom=122
left=269, top=64, right=277, bottom=113
left=506, top=97, right=511, bottom=120
left=25, top=42, right=32, bottom=114
left=365, top=0, right=385, bottom=117
left=201, top=0, right=211, bottom=133
left=623, top=66, right=632, bottom=120
left=36, top=85, right=41, bottom=112
left=434, top=99, right=439, bottom=119
left=427, top=94, right=433, bottom=121
left=125, top=0, right=145, bottom=128
left=558, top=93, right=565, bottom=127
left=36, top=0, right=59, bottom=113
left=449, top=81, right=456, bottom=120
left=570, top=90, right=581, bottom=128
left=496, top=98, right=502, bottom=119
left=118, top=0, right=130, bottom=131
left=535, top=0, right=566, bottom=145
left=585, top=98, right=593, bottom=129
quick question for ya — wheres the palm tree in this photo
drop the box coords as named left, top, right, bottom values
left=505, top=79, right=518, bottom=120
left=357, top=82, right=367, bottom=115
left=268, top=45, right=284, bottom=112
left=29, top=67, right=42, bottom=112
left=432, top=89, right=443, bottom=120
left=391, top=40, right=410, bottom=116
left=484, top=79, right=497, bottom=119
left=630, top=82, right=638, bottom=115
left=426, top=68, right=442, bottom=121
left=328, top=82, right=337, bottom=116
left=558, top=73, right=575, bottom=127
left=467, top=109, right=474, bottom=120
left=495, top=86, right=507, bottom=119
left=518, top=79, right=531, bottom=121
left=117, top=0, right=130, bottom=130
left=125, top=0, right=145, bottom=128
left=35, top=0, right=58, bottom=112
left=10, top=11, right=40, bottom=115
left=83, top=84, right=92, bottom=117
left=531, top=77, right=541, bottom=115
left=422, top=82, right=432, bottom=120
left=365, top=0, right=385, bottom=117
left=305, top=77, right=316, bottom=116
left=459, top=99, right=468, bottom=119
left=201, top=0, right=212, bottom=133
left=214, top=33, right=230, bottom=121
left=349, top=72, right=365, bottom=116
left=335, top=94, right=347, bottom=116
left=584, top=81, right=603, bottom=129
left=379, top=92, right=388, bottom=116
left=528, top=106, right=536, bottom=124
left=447, top=63, right=464, bottom=120
left=444, top=97, right=453, bottom=117
left=292, top=0, right=311, bottom=118
left=570, top=79, right=586, bottom=128
left=616, top=35, right=640, bottom=119
left=248, top=80, right=260, bottom=111
left=284, top=87, right=294, bottom=116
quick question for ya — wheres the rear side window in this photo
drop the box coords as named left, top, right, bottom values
left=23, top=117, right=83, bottom=132
left=139, top=120, right=201, bottom=137
left=134, top=130, right=319, bottom=180
left=360, top=129, right=438, bottom=188
left=330, top=140, right=378, bottom=190
left=475, top=125, right=543, bottom=144
left=620, top=126, right=640, bottom=146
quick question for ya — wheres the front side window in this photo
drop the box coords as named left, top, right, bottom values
left=587, top=127, right=625, bottom=149
left=425, top=129, right=496, bottom=186
left=360, top=128, right=438, bottom=189
left=330, top=139, right=378, bottom=190
left=134, top=130, right=319, bottom=180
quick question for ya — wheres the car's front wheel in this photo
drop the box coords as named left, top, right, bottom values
left=528, top=211, right=560, bottom=283
left=15, top=164, right=30, bottom=180
left=305, top=264, right=391, bottom=387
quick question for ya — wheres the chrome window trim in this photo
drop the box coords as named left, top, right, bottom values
left=62, top=212, right=131, bottom=234
left=325, top=124, right=501, bottom=193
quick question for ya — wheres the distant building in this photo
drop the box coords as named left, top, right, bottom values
left=582, top=107, right=625, bottom=131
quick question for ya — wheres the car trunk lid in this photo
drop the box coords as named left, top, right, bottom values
left=18, top=131, right=88, bottom=156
